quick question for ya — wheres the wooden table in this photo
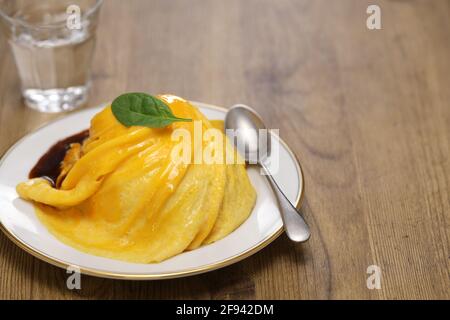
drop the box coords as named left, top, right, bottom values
left=0, top=0, right=448, bottom=300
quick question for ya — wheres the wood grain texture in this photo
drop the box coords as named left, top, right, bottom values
left=0, top=0, right=449, bottom=299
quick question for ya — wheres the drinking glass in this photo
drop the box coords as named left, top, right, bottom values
left=0, top=0, right=103, bottom=113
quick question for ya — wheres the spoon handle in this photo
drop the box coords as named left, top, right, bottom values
left=260, top=162, right=311, bottom=242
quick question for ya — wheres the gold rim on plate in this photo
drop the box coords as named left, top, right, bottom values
left=0, top=102, right=305, bottom=280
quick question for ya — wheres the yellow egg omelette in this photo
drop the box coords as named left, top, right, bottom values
left=16, top=95, right=256, bottom=263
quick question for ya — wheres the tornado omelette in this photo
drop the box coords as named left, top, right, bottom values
left=16, top=95, right=256, bottom=263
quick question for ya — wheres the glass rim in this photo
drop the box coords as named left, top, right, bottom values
left=0, top=0, right=103, bottom=30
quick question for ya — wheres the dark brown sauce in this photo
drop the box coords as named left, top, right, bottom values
left=29, top=130, right=89, bottom=186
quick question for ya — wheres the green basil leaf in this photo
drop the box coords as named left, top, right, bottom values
left=111, top=93, right=192, bottom=128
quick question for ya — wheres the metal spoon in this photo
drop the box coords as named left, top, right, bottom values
left=225, top=104, right=310, bottom=242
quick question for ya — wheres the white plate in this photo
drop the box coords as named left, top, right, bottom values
left=0, top=102, right=304, bottom=280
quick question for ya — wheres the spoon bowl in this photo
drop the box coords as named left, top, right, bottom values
left=225, top=104, right=269, bottom=163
